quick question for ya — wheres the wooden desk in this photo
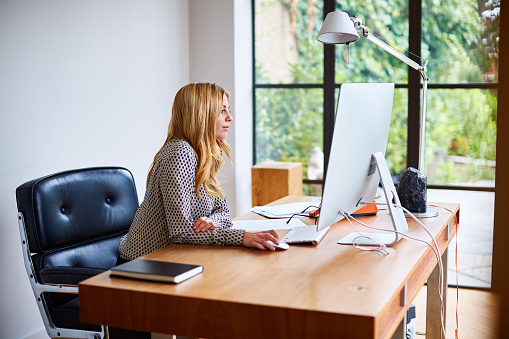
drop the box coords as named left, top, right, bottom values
left=79, top=196, right=459, bottom=339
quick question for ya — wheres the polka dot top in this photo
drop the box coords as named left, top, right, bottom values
left=119, top=139, right=245, bottom=260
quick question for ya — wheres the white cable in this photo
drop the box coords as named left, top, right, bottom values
left=340, top=204, right=447, bottom=338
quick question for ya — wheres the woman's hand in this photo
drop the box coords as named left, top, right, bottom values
left=193, top=217, right=219, bottom=233
left=242, top=230, right=280, bottom=251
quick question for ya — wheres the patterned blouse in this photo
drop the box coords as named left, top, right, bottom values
left=119, top=139, right=245, bottom=260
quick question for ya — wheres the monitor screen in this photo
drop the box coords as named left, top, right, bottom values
left=316, top=83, right=406, bottom=245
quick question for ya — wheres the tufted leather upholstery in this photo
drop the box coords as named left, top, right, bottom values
left=17, top=167, right=138, bottom=253
left=16, top=167, right=144, bottom=337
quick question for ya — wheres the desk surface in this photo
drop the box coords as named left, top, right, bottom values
left=79, top=196, right=459, bottom=339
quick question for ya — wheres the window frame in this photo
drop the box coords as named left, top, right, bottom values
left=252, top=0, right=497, bottom=193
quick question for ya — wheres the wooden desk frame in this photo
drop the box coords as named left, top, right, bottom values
left=80, top=196, right=458, bottom=339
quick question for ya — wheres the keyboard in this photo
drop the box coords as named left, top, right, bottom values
left=282, top=225, right=330, bottom=245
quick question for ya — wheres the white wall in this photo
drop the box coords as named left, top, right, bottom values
left=189, top=0, right=253, bottom=217
left=232, top=0, right=255, bottom=216
left=0, top=1, right=190, bottom=338
left=0, top=1, right=253, bottom=337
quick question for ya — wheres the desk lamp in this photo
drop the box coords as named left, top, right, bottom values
left=316, top=10, right=438, bottom=217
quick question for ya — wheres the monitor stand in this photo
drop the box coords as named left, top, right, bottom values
left=338, top=151, right=409, bottom=247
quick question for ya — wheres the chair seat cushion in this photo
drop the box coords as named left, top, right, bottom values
left=32, top=233, right=125, bottom=284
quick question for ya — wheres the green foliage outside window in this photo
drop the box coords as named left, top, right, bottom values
left=255, top=88, right=323, bottom=171
left=255, top=0, right=498, bottom=186
left=335, top=0, right=409, bottom=83
left=255, top=0, right=324, bottom=175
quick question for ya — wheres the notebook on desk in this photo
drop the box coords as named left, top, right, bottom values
left=110, top=259, right=203, bottom=284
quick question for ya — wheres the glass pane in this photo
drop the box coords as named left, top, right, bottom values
left=335, top=0, right=409, bottom=83
left=304, top=183, right=323, bottom=197
left=386, top=88, right=408, bottom=176
left=424, top=89, right=497, bottom=186
left=255, top=0, right=324, bottom=84
left=427, top=189, right=493, bottom=288
left=255, top=88, right=324, bottom=179
left=423, top=0, right=500, bottom=83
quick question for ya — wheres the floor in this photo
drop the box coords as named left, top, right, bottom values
left=427, top=189, right=494, bottom=288
left=412, top=286, right=499, bottom=339
left=409, top=189, right=497, bottom=338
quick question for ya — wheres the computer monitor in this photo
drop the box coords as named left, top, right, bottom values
left=316, top=83, right=408, bottom=246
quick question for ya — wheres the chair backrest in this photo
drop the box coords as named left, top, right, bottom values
left=16, top=167, right=139, bottom=284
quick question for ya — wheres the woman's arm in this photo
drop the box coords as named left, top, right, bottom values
left=207, top=195, right=233, bottom=228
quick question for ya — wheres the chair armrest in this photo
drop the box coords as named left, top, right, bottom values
left=37, top=283, right=79, bottom=294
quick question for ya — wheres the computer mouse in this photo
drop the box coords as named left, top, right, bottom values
left=267, top=240, right=289, bottom=250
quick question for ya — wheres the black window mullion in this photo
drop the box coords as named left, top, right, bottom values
left=407, top=0, right=422, bottom=170
left=254, top=84, right=323, bottom=89
left=323, top=0, right=336, bottom=178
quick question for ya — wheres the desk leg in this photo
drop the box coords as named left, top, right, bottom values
left=391, top=319, right=406, bottom=339
left=426, top=248, right=448, bottom=339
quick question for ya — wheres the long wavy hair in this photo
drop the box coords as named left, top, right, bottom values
left=147, top=82, right=231, bottom=199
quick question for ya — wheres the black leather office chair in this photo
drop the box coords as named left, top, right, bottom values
left=16, top=167, right=147, bottom=339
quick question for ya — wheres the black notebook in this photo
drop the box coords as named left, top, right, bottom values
left=110, top=259, right=203, bottom=284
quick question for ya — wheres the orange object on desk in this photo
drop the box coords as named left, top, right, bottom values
left=309, top=209, right=320, bottom=217
left=308, top=201, right=378, bottom=218
left=351, top=201, right=378, bottom=216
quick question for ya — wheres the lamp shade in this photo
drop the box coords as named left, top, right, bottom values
left=316, top=11, right=359, bottom=44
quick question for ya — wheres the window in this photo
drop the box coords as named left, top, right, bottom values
left=422, top=0, right=498, bottom=187
left=254, top=0, right=325, bottom=195
left=253, top=0, right=499, bottom=287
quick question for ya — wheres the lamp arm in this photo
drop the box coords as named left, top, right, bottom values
left=368, top=26, right=429, bottom=171
left=364, top=32, right=423, bottom=72
left=351, top=17, right=429, bottom=171
left=350, top=18, right=426, bottom=74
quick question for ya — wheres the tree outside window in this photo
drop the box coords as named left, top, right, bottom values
left=254, top=0, right=498, bottom=191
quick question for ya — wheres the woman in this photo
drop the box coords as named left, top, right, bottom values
left=118, top=82, right=280, bottom=262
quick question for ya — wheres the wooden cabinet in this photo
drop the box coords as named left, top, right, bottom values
left=251, top=161, right=302, bottom=206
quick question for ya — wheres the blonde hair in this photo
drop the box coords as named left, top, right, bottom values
left=147, top=82, right=231, bottom=199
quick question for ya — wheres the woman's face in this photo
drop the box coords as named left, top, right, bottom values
left=215, top=94, right=233, bottom=141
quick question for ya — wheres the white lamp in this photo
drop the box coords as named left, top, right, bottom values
left=315, top=11, right=360, bottom=44
left=317, top=10, right=428, bottom=172
left=317, top=11, right=438, bottom=218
